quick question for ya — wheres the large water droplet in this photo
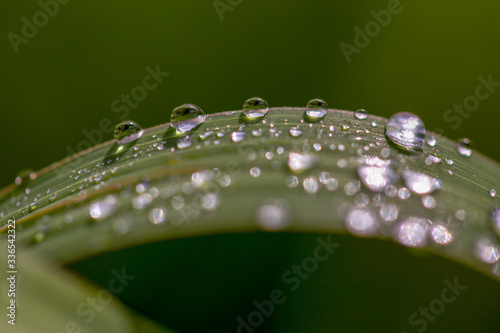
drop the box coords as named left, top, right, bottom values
left=402, top=170, right=441, bottom=194
left=385, top=112, right=426, bottom=152
left=287, top=152, right=317, bottom=173
left=242, top=97, right=269, bottom=119
left=171, top=104, right=206, bottom=133
left=457, top=138, right=473, bottom=157
left=304, top=98, right=328, bottom=122
left=113, top=120, right=143, bottom=143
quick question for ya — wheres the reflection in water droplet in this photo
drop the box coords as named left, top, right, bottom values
left=231, top=131, right=246, bottom=143
left=304, top=98, right=328, bottom=122
left=171, top=104, right=206, bottom=133
left=148, top=208, right=166, bottom=224
left=385, top=112, right=425, bottom=152
left=475, top=238, right=500, bottom=264
left=379, top=203, right=399, bottom=222
left=114, top=120, right=143, bottom=143
left=89, top=195, right=118, bottom=220
left=257, top=199, right=290, bottom=230
left=287, top=152, right=316, bottom=173
left=457, top=138, right=473, bottom=157
left=289, top=126, right=302, bottom=137
left=242, top=97, right=269, bottom=119
left=403, top=170, right=441, bottom=194
left=397, top=217, right=428, bottom=247
left=354, top=109, right=367, bottom=120
left=345, top=208, right=378, bottom=236
left=431, top=225, right=453, bottom=245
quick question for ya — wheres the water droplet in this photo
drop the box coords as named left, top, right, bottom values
left=345, top=208, right=378, bottom=236
left=231, top=131, right=246, bottom=143
left=385, top=112, right=426, bottom=152
left=171, top=104, right=206, bottom=133
left=354, top=109, right=368, bottom=120
left=287, top=152, right=317, bottom=173
left=15, top=169, right=36, bottom=186
left=397, top=217, right=428, bottom=247
left=198, top=131, right=214, bottom=141
left=304, top=98, right=328, bottom=122
left=289, top=126, right=302, bottom=137
left=421, top=195, right=436, bottom=209
left=114, top=120, right=143, bottom=143
left=201, top=193, right=219, bottom=210
left=303, top=176, right=319, bottom=194
left=251, top=128, right=263, bottom=137
left=89, top=195, right=118, bottom=220
left=491, top=207, right=500, bottom=237
left=285, top=175, right=299, bottom=188
left=249, top=167, right=261, bottom=178
left=457, top=138, right=473, bottom=157
left=379, top=203, right=399, bottom=222
left=176, top=136, right=192, bottom=149
left=242, top=97, right=269, bottom=119
left=344, top=180, right=361, bottom=196
left=475, top=238, right=500, bottom=264
left=426, top=137, right=436, bottom=147
left=257, top=199, right=290, bottom=230
left=148, top=208, right=166, bottom=224
left=132, top=193, right=153, bottom=209
left=402, top=170, right=441, bottom=194
left=489, top=189, right=496, bottom=198
left=431, top=225, right=453, bottom=245
left=357, top=158, right=398, bottom=192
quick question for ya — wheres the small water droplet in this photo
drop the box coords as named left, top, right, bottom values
left=354, top=109, right=368, bottom=120
left=431, top=225, right=453, bottom=245
left=402, top=170, right=441, bottom=194
left=148, top=208, right=166, bottom=224
left=287, top=152, right=317, bottom=173
left=289, top=126, right=302, bottom=137
left=475, top=238, right=500, bottom=264
left=457, top=138, right=473, bottom=157
left=176, top=136, right=192, bottom=149
left=15, top=169, right=36, bottom=186
left=421, top=195, right=436, bottom=209
left=89, top=195, right=118, bottom=220
left=171, top=104, right=206, bottom=133
left=489, top=189, right=496, bottom=198
left=285, top=175, right=299, bottom=188
left=357, top=157, right=398, bottom=192
left=345, top=208, right=378, bottom=236
left=303, top=176, right=319, bottom=194
left=379, top=203, right=399, bottom=222
left=426, top=137, right=436, bottom=147
left=491, top=207, right=500, bottom=237
left=304, top=98, right=328, bottom=122
left=242, top=97, right=269, bottom=119
left=249, top=167, right=261, bottom=178
left=385, top=112, right=426, bottom=152
left=397, top=217, right=428, bottom=247
left=257, top=199, right=290, bottom=230
left=231, top=131, right=246, bottom=143
left=113, top=120, right=143, bottom=143
left=198, top=131, right=214, bottom=141
left=251, top=128, right=263, bottom=137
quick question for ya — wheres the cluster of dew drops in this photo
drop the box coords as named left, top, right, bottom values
left=3, top=97, right=500, bottom=276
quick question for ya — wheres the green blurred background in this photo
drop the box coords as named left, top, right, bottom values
left=1, top=1, right=499, bottom=332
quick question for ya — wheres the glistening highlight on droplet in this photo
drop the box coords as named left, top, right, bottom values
left=385, top=112, right=426, bottom=152
left=113, top=120, right=143, bottom=144
left=242, top=97, right=269, bottom=119
left=304, top=98, right=328, bottom=122
left=171, top=104, right=206, bottom=133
